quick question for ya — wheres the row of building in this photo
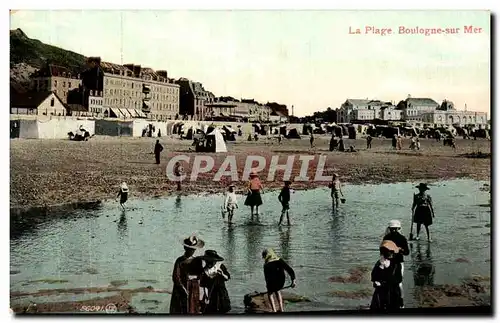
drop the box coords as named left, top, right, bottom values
left=10, top=57, right=290, bottom=123
left=337, top=97, right=488, bottom=128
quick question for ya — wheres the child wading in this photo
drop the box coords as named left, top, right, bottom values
left=173, top=161, right=184, bottom=191
left=223, top=185, right=238, bottom=224
left=278, top=181, right=293, bottom=226
left=411, top=183, right=435, bottom=242
left=262, top=248, right=296, bottom=312
left=117, top=182, right=129, bottom=210
left=370, top=240, right=404, bottom=311
left=244, top=170, right=264, bottom=220
left=329, top=173, right=344, bottom=210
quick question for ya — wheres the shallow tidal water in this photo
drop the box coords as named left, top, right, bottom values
left=10, top=179, right=491, bottom=313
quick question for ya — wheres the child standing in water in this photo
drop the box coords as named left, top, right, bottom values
left=223, top=185, right=238, bottom=224
left=278, top=181, right=293, bottom=226
left=117, top=182, right=129, bottom=210
left=329, top=174, right=344, bottom=210
left=173, top=161, right=184, bottom=191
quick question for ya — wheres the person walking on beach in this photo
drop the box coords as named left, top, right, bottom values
left=199, top=250, right=231, bottom=314
left=223, top=184, right=238, bottom=224
left=392, top=134, right=397, bottom=150
left=370, top=240, right=404, bottom=311
left=262, top=248, right=297, bottom=313
left=244, top=170, right=264, bottom=220
left=154, top=139, right=163, bottom=164
left=382, top=220, right=409, bottom=308
left=170, top=235, right=205, bottom=314
left=116, top=182, right=129, bottom=210
left=366, top=135, right=373, bottom=149
left=329, top=173, right=344, bottom=210
left=396, top=136, right=403, bottom=150
left=411, top=183, right=435, bottom=242
left=309, top=132, right=315, bottom=148
left=278, top=181, right=293, bottom=226
left=173, top=161, right=184, bottom=191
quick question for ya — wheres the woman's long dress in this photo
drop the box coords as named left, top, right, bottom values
left=170, top=255, right=203, bottom=314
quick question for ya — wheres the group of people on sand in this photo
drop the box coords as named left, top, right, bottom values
left=370, top=182, right=435, bottom=311
left=169, top=235, right=296, bottom=314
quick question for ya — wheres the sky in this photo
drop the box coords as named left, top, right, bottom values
left=10, top=10, right=490, bottom=117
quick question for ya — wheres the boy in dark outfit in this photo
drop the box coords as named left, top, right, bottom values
left=278, top=181, right=292, bottom=226
left=262, top=248, right=296, bottom=312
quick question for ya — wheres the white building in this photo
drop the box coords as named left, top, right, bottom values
left=420, top=100, right=488, bottom=127
left=10, top=91, right=66, bottom=116
left=337, top=99, right=400, bottom=122
left=88, top=90, right=105, bottom=116
left=396, top=97, right=439, bottom=121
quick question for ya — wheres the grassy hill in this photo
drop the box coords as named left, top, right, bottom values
left=10, top=28, right=87, bottom=92
left=10, top=28, right=87, bottom=72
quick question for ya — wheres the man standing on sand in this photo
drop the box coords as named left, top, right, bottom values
left=154, top=140, right=163, bottom=164
left=366, top=135, right=373, bottom=149
left=309, top=132, right=315, bottom=148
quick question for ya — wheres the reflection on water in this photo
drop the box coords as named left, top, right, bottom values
left=117, top=211, right=128, bottom=240
left=412, top=243, right=435, bottom=287
left=279, top=226, right=291, bottom=261
left=10, top=179, right=491, bottom=312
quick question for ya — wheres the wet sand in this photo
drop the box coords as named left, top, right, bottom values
left=10, top=135, right=490, bottom=210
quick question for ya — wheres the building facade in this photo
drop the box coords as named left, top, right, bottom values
left=80, top=57, right=179, bottom=120
left=31, top=64, right=82, bottom=104
left=176, top=78, right=214, bottom=121
left=396, top=97, right=440, bottom=121
left=11, top=91, right=66, bottom=116
left=337, top=99, right=401, bottom=122
left=420, top=100, right=488, bottom=127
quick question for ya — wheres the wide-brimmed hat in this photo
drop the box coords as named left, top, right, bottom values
left=181, top=235, right=205, bottom=249
left=416, top=183, right=430, bottom=190
left=200, top=250, right=224, bottom=262
left=380, top=240, right=399, bottom=253
left=284, top=180, right=292, bottom=185
left=332, top=173, right=339, bottom=177
left=228, top=184, right=235, bottom=188
left=249, top=170, right=259, bottom=177
left=388, top=220, right=401, bottom=228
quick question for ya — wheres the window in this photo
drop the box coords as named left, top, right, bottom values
left=54, top=80, right=58, bottom=87
left=63, top=81, right=66, bottom=87
left=50, top=98, right=55, bottom=107
left=69, top=82, right=71, bottom=88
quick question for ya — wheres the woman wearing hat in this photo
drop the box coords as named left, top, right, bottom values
left=170, top=235, right=205, bottom=314
left=116, top=182, right=129, bottom=211
left=370, top=240, right=404, bottom=311
left=382, top=220, right=409, bottom=308
left=411, top=183, right=435, bottom=242
left=244, top=170, right=264, bottom=220
left=199, top=250, right=231, bottom=314
left=262, top=248, right=296, bottom=312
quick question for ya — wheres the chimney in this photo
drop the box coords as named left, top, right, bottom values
left=133, top=65, right=142, bottom=78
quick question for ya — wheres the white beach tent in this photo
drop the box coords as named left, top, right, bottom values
left=206, top=127, right=228, bottom=152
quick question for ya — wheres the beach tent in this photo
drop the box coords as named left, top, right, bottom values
left=285, top=126, right=301, bottom=139
left=347, top=125, right=357, bottom=139
left=206, top=128, right=228, bottom=152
